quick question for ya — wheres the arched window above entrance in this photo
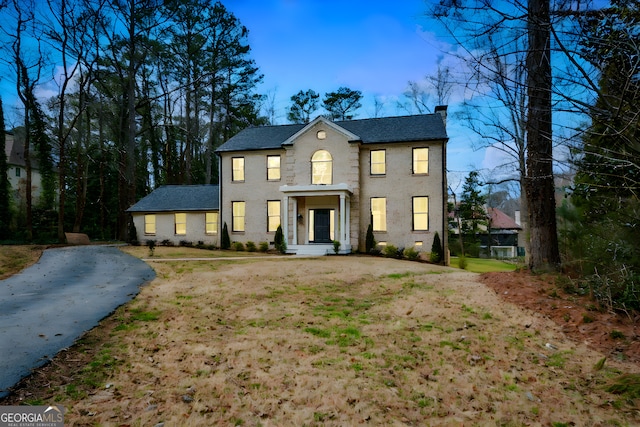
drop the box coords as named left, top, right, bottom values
left=311, top=150, right=332, bottom=185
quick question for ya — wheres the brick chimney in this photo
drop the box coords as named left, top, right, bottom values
left=435, top=105, right=448, bottom=127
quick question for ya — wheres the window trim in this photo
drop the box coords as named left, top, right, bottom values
left=267, top=155, right=281, bottom=181
left=175, top=212, right=187, bottom=235
left=370, top=149, right=386, bottom=176
left=144, top=214, right=156, bottom=235
left=232, top=201, right=246, bottom=232
left=412, top=196, right=429, bottom=231
left=412, top=147, right=429, bottom=175
left=232, top=157, right=245, bottom=182
left=370, top=197, right=387, bottom=232
left=205, top=212, right=219, bottom=235
left=267, top=200, right=281, bottom=232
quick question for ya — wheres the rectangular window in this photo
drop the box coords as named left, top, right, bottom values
left=232, top=157, right=245, bottom=182
left=175, top=213, right=187, bottom=235
left=371, top=197, right=387, bottom=232
left=267, top=200, right=281, bottom=232
left=412, top=148, right=429, bottom=174
left=267, top=155, right=281, bottom=181
left=370, top=150, right=386, bottom=175
left=205, top=212, right=218, bottom=234
left=232, top=201, right=245, bottom=232
left=144, top=214, right=156, bottom=235
left=413, top=196, right=429, bottom=230
left=15, top=167, right=21, bottom=177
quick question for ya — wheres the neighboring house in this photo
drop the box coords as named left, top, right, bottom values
left=127, top=185, right=220, bottom=246
left=215, top=111, right=449, bottom=257
left=449, top=205, right=523, bottom=258
left=483, top=207, right=523, bottom=258
left=4, top=131, right=45, bottom=206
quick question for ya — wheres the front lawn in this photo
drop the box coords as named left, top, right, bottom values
left=450, top=256, right=520, bottom=273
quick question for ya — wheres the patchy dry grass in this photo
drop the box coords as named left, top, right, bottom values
left=0, top=245, right=44, bottom=279
left=3, top=249, right=640, bottom=426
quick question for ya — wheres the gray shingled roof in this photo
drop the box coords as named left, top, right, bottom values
left=216, top=114, right=447, bottom=153
left=126, top=185, right=219, bottom=212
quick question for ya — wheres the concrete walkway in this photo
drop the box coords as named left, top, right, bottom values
left=0, top=245, right=155, bottom=398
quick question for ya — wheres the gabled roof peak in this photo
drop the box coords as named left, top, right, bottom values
left=282, top=116, right=360, bottom=146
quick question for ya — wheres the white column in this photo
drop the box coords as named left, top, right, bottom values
left=283, top=196, right=289, bottom=246
left=339, top=194, right=346, bottom=246
left=292, top=198, right=298, bottom=244
left=345, top=195, right=350, bottom=248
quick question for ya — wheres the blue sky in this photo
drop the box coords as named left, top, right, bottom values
left=227, top=0, right=485, bottom=185
left=229, top=0, right=442, bottom=117
left=0, top=0, right=487, bottom=186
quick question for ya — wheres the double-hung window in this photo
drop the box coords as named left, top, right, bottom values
left=371, top=197, right=387, bottom=231
left=267, top=155, right=281, bottom=181
left=412, top=148, right=429, bottom=175
left=205, top=212, right=218, bottom=234
left=267, top=200, right=281, bottom=232
left=232, top=157, right=245, bottom=182
left=144, top=214, right=156, bottom=235
left=232, top=201, right=246, bottom=232
left=175, top=213, right=187, bottom=235
left=413, top=197, right=429, bottom=230
left=370, top=150, right=386, bottom=175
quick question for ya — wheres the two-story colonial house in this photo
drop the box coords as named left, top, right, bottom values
left=215, top=110, right=448, bottom=257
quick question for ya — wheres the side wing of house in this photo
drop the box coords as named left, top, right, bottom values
left=127, top=185, right=220, bottom=246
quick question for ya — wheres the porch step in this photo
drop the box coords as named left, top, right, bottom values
left=288, top=245, right=332, bottom=256
left=287, top=244, right=351, bottom=256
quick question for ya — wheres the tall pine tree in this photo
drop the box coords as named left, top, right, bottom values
left=571, top=0, right=640, bottom=280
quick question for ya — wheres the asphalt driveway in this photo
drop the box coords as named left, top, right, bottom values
left=0, top=245, right=155, bottom=398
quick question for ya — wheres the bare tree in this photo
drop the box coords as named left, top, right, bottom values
left=3, top=0, right=48, bottom=241
left=43, top=0, right=102, bottom=241
left=431, top=0, right=561, bottom=270
left=456, top=36, right=530, bottom=261
left=398, top=62, right=454, bottom=115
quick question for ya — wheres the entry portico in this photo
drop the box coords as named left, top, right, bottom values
left=281, top=183, right=352, bottom=255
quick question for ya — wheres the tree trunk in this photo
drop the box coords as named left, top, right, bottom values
left=525, top=0, right=560, bottom=270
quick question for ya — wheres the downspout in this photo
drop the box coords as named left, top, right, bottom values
left=442, top=138, right=448, bottom=265
left=435, top=105, right=449, bottom=265
left=217, top=151, right=222, bottom=238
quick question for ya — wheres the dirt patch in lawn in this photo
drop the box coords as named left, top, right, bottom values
left=2, top=252, right=640, bottom=426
